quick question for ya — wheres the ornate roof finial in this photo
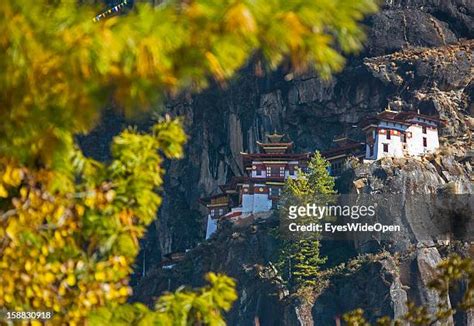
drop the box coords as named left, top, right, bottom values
left=266, top=131, right=285, bottom=143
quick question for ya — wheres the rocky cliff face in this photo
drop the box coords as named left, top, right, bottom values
left=342, top=151, right=472, bottom=325
left=132, top=150, right=472, bottom=324
left=154, top=0, right=472, bottom=256
left=80, top=0, right=473, bottom=324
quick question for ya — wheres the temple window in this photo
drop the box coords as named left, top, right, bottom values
left=271, top=166, right=279, bottom=176
left=331, top=161, right=343, bottom=175
left=270, top=187, right=281, bottom=197
left=383, top=144, right=389, bottom=152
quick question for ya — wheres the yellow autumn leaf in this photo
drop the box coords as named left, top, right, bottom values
left=41, top=245, right=49, bottom=256
left=6, top=219, right=20, bottom=240
left=54, top=206, right=65, bottom=220
left=32, top=299, right=40, bottom=308
left=2, top=165, right=23, bottom=186
left=282, top=12, right=307, bottom=51
left=44, top=272, right=55, bottom=283
left=4, top=294, right=13, bottom=303
left=95, top=271, right=106, bottom=281
left=0, top=184, right=8, bottom=198
left=76, top=205, right=85, bottom=216
left=88, top=294, right=98, bottom=305
left=20, top=186, right=28, bottom=198
left=53, top=303, right=61, bottom=312
left=66, top=274, right=76, bottom=286
left=59, top=285, right=66, bottom=296
left=26, top=287, right=34, bottom=298
left=205, top=52, right=225, bottom=81
left=224, top=3, right=256, bottom=33
left=118, top=286, right=129, bottom=296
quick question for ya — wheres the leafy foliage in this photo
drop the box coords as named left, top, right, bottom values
left=0, top=118, right=188, bottom=323
left=284, top=239, right=327, bottom=288
left=277, top=152, right=335, bottom=289
left=286, top=151, right=336, bottom=197
left=88, top=272, right=237, bottom=325
left=343, top=255, right=474, bottom=326
left=0, top=0, right=378, bottom=171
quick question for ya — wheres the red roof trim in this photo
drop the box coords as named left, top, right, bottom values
left=220, top=211, right=242, bottom=219
left=241, top=152, right=310, bottom=157
left=359, top=111, right=445, bottom=128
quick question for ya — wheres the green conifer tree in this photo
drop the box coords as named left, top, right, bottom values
left=278, top=151, right=335, bottom=288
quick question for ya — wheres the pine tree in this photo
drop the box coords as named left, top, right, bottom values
left=278, top=151, right=335, bottom=288
left=286, top=151, right=336, bottom=197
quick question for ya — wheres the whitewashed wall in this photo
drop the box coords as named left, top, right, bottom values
left=205, top=215, right=218, bottom=239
